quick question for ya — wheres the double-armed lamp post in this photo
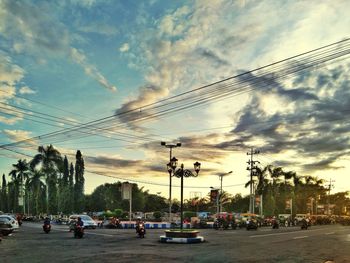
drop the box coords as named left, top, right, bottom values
left=167, top=157, right=201, bottom=231
left=161, top=141, right=181, bottom=223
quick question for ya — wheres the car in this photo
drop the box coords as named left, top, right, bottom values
left=0, top=215, right=19, bottom=229
left=68, top=215, right=97, bottom=229
left=0, top=217, right=14, bottom=236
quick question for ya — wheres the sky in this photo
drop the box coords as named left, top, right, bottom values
left=1, top=0, right=350, bottom=201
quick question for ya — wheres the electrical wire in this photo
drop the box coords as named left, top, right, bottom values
left=1, top=38, right=350, bottom=156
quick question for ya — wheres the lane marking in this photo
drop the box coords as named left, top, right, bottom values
left=249, top=227, right=334, bottom=238
left=84, top=232, right=114, bottom=237
left=293, top=236, right=308, bottom=239
left=23, top=224, right=114, bottom=237
left=325, top=232, right=335, bottom=235
left=52, top=228, right=115, bottom=237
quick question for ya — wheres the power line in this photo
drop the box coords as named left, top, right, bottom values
left=0, top=89, right=88, bottom=119
left=1, top=38, right=350, bottom=154
left=86, top=169, right=245, bottom=189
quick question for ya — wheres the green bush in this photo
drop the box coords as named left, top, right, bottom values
left=113, top=209, right=123, bottom=218
left=153, top=211, right=162, bottom=222
left=184, top=211, right=197, bottom=219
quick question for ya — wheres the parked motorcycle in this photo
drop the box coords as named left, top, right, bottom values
left=136, top=222, right=145, bottom=238
left=74, top=225, right=84, bottom=238
left=43, top=223, right=51, bottom=234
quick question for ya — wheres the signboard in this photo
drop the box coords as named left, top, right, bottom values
left=285, top=199, right=291, bottom=209
left=122, top=183, right=132, bottom=200
left=18, top=197, right=24, bottom=206
left=255, top=196, right=260, bottom=207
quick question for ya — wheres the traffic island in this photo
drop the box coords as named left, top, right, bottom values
left=159, top=230, right=204, bottom=244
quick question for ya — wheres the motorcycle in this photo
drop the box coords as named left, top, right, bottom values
left=272, top=220, right=279, bottom=229
left=301, top=220, right=309, bottom=230
left=246, top=220, right=258, bottom=230
left=43, top=224, right=51, bottom=234
left=74, top=225, right=84, bottom=238
left=136, top=223, right=145, bottom=238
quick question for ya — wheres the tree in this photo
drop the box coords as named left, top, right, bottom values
left=58, top=156, right=71, bottom=214
left=74, top=150, right=85, bottom=213
left=68, top=162, right=74, bottom=213
left=9, top=159, right=30, bottom=214
left=31, top=145, right=62, bottom=214
left=27, top=169, right=46, bottom=215
left=1, top=174, right=8, bottom=212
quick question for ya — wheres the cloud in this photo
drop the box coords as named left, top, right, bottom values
left=19, top=86, right=36, bottom=95
left=0, top=0, right=117, bottom=92
left=0, top=52, right=25, bottom=87
left=2, top=129, right=35, bottom=145
left=85, top=154, right=166, bottom=178
left=78, top=24, right=118, bottom=36
left=119, top=43, right=130, bottom=53
left=230, top=62, right=350, bottom=174
left=70, top=48, right=117, bottom=92
left=0, top=52, right=26, bottom=124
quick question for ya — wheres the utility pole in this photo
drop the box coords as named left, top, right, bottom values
left=161, top=141, right=181, bottom=223
left=326, top=178, right=335, bottom=215
left=247, top=148, right=260, bottom=214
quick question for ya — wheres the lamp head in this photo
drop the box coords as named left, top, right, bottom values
left=193, top=161, right=201, bottom=175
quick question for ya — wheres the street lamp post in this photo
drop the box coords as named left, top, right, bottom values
left=161, top=142, right=181, bottom=223
left=210, top=187, right=220, bottom=216
left=167, top=157, right=200, bottom=231
left=218, top=171, right=232, bottom=214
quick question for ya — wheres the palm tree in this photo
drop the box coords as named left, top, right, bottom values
left=292, top=173, right=303, bottom=215
left=266, top=165, right=284, bottom=215
left=254, top=166, right=270, bottom=216
left=31, top=145, right=62, bottom=214
left=10, top=159, right=29, bottom=214
left=27, top=169, right=46, bottom=215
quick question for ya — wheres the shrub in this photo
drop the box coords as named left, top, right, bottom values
left=153, top=211, right=162, bottom=222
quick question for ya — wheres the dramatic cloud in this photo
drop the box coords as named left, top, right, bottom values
left=0, top=0, right=117, bottom=92
left=0, top=52, right=25, bottom=124
left=230, top=62, right=350, bottom=174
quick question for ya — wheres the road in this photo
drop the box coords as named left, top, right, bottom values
left=1, top=222, right=350, bottom=263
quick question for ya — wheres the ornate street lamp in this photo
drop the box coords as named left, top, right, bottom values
left=161, top=142, right=181, bottom=223
left=170, top=160, right=201, bottom=231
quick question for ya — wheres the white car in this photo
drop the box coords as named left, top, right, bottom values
left=0, top=215, right=19, bottom=229
left=68, top=214, right=97, bottom=229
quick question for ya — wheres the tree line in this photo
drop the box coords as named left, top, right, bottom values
left=1, top=146, right=349, bottom=217
left=0, top=145, right=85, bottom=215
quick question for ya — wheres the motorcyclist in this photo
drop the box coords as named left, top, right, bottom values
left=42, top=216, right=51, bottom=233
left=43, top=217, right=51, bottom=226
left=301, top=217, right=308, bottom=229
left=76, top=217, right=84, bottom=227
left=272, top=216, right=279, bottom=229
left=135, top=217, right=145, bottom=234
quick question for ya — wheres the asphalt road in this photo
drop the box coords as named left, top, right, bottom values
left=1, top=222, right=350, bottom=263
